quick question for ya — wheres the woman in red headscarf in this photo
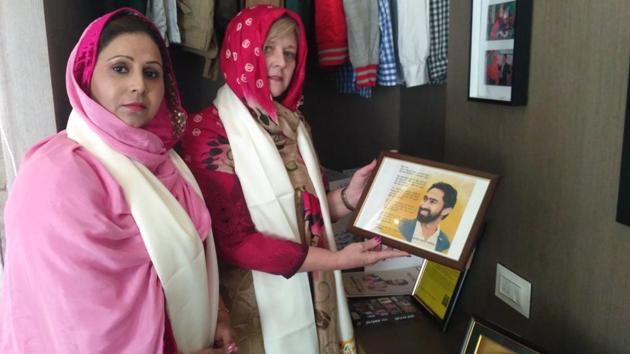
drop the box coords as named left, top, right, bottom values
left=181, top=5, right=407, bottom=354
left=0, top=8, right=235, bottom=354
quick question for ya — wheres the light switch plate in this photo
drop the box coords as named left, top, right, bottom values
left=495, top=264, right=531, bottom=318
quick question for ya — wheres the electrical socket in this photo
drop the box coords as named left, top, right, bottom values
left=495, top=264, right=531, bottom=318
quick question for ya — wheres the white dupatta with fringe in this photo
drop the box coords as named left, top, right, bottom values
left=66, top=111, right=219, bottom=354
left=214, top=85, right=354, bottom=354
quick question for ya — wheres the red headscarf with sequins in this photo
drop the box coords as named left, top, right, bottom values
left=220, top=5, right=307, bottom=122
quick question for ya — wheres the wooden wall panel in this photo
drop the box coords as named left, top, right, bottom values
left=446, top=1, right=630, bottom=353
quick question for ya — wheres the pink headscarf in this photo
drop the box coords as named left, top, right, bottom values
left=220, top=5, right=307, bottom=122
left=67, top=7, right=187, bottom=166
left=1, top=8, right=210, bottom=353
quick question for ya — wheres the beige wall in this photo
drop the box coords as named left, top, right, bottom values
left=0, top=0, right=58, bottom=276
left=0, top=1, right=101, bottom=271
left=446, top=1, right=630, bottom=353
left=0, top=0, right=57, bottom=187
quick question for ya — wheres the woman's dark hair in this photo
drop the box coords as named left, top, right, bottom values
left=98, top=13, right=164, bottom=58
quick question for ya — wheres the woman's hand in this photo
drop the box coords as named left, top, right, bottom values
left=328, top=160, right=377, bottom=221
left=343, top=159, right=377, bottom=208
left=299, top=237, right=409, bottom=272
left=211, top=304, right=238, bottom=354
left=334, top=237, right=409, bottom=270
left=189, top=310, right=237, bottom=354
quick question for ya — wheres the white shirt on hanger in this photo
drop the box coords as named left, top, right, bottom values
left=396, top=0, right=430, bottom=87
left=147, top=0, right=181, bottom=44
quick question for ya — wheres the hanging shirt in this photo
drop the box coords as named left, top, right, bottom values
left=377, top=0, right=398, bottom=86
left=147, top=0, right=181, bottom=44
left=396, top=0, right=430, bottom=87
left=427, top=0, right=449, bottom=84
left=344, top=0, right=380, bottom=88
left=336, top=62, right=373, bottom=98
left=177, top=0, right=218, bottom=79
left=315, top=0, right=349, bottom=67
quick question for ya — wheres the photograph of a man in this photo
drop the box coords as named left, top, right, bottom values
left=399, top=182, right=458, bottom=253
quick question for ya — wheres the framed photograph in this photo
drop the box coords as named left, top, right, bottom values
left=412, top=249, right=475, bottom=332
left=460, top=316, right=544, bottom=354
left=468, top=0, right=532, bottom=105
left=348, top=151, right=499, bottom=270
left=617, top=63, right=630, bottom=226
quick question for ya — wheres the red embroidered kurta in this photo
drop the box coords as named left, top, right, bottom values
left=181, top=105, right=308, bottom=278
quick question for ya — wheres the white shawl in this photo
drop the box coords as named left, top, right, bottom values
left=215, top=85, right=354, bottom=354
left=66, top=110, right=219, bottom=354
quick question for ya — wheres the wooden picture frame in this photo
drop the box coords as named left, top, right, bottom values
left=467, top=0, right=532, bottom=105
left=348, top=151, right=499, bottom=270
left=460, top=316, right=544, bottom=354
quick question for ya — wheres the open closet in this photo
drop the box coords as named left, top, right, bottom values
left=40, top=0, right=447, bottom=171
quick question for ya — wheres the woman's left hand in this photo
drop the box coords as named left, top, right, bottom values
left=213, top=309, right=238, bottom=354
left=343, top=159, right=377, bottom=209
left=328, top=160, right=378, bottom=221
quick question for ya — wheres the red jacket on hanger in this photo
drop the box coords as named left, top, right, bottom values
left=314, top=0, right=348, bottom=67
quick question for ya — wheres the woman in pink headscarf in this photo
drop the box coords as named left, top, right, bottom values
left=0, top=8, right=235, bottom=354
left=181, top=6, right=407, bottom=354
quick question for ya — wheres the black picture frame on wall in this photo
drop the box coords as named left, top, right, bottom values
left=467, top=0, right=532, bottom=105
left=617, top=63, right=630, bottom=226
